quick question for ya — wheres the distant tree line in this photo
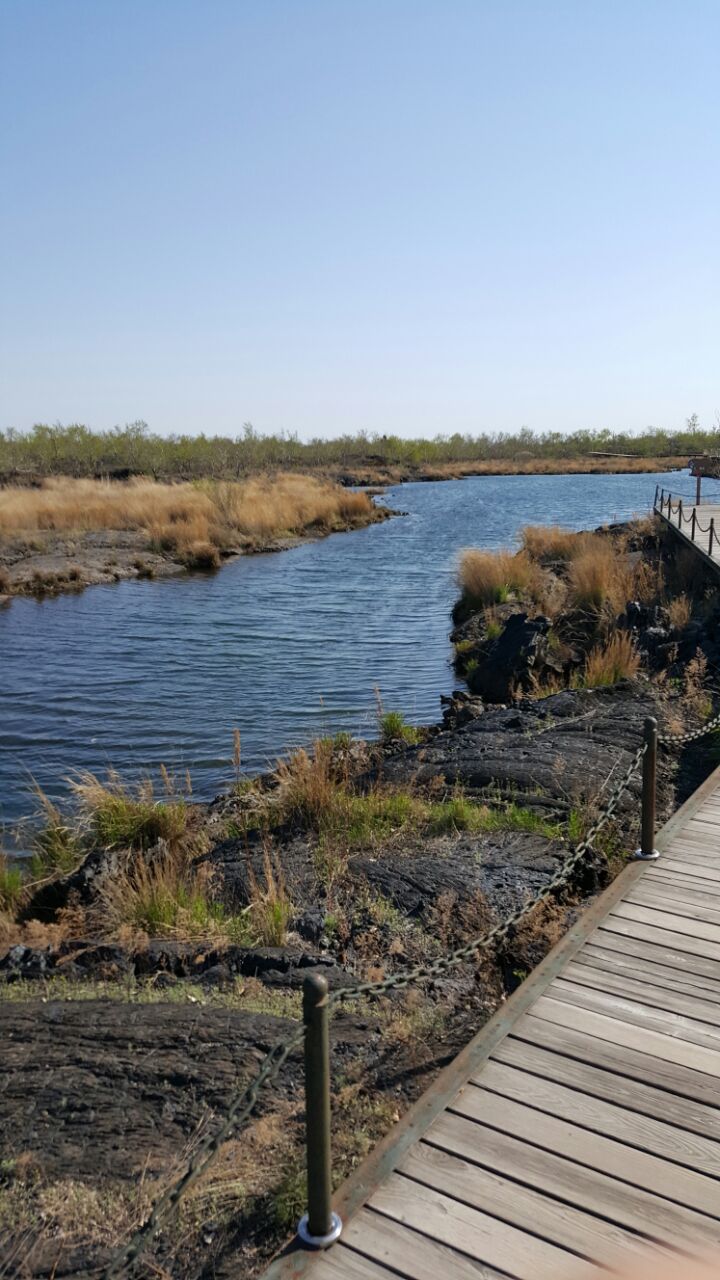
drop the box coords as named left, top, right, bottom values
left=0, top=417, right=717, bottom=479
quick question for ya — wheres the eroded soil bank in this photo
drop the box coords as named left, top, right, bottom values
left=1, top=515, right=718, bottom=1278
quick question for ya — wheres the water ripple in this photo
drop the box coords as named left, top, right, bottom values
left=0, top=471, right=679, bottom=825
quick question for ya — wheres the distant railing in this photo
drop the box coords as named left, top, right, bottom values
left=654, top=484, right=719, bottom=558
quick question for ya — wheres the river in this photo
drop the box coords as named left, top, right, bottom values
left=0, top=469, right=680, bottom=830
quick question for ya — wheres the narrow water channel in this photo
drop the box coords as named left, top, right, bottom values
left=0, top=469, right=682, bottom=828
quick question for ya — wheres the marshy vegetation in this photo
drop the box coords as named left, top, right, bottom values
left=0, top=472, right=386, bottom=595
left=0, top=417, right=712, bottom=482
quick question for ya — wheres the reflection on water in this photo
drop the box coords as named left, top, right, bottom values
left=0, top=470, right=681, bottom=826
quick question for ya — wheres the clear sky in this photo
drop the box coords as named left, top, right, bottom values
left=1, top=1, right=718, bottom=440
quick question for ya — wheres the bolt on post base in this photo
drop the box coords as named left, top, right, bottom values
left=633, top=847, right=660, bottom=861
left=297, top=1212, right=343, bottom=1249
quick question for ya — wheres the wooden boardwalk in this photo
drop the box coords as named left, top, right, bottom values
left=655, top=487, right=720, bottom=572
left=269, top=765, right=720, bottom=1280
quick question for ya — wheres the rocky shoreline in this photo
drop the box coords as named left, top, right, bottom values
left=0, top=500, right=395, bottom=602
left=1, top=514, right=718, bottom=1278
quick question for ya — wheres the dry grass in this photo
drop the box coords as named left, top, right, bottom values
left=579, top=632, right=641, bottom=687
left=0, top=473, right=377, bottom=563
left=96, top=847, right=251, bottom=942
left=567, top=540, right=634, bottom=613
left=458, top=548, right=533, bottom=605
left=682, top=651, right=712, bottom=720
left=667, top=593, right=692, bottom=629
left=246, top=846, right=292, bottom=947
left=342, top=456, right=689, bottom=484
left=520, top=525, right=591, bottom=560
left=68, top=769, right=190, bottom=850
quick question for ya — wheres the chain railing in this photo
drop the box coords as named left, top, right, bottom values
left=101, top=695, right=720, bottom=1277
left=655, top=484, right=719, bottom=556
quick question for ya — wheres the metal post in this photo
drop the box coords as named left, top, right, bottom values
left=691, top=508, right=697, bottom=542
left=678, top=498, right=684, bottom=526
left=710, top=518, right=715, bottom=557
left=297, top=974, right=342, bottom=1248
left=634, top=717, right=659, bottom=860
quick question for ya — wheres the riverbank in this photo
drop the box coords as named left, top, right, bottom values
left=326, top=454, right=689, bottom=486
left=1, top=514, right=718, bottom=1277
left=0, top=473, right=394, bottom=599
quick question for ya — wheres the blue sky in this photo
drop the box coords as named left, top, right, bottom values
left=1, top=1, right=718, bottom=439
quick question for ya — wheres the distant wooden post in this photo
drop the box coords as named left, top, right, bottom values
left=690, top=456, right=720, bottom=508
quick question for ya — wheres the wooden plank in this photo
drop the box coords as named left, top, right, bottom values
left=674, top=814, right=720, bottom=831
left=368, top=1172, right=601, bottom=1279
left=546, top=980, right=720, bottom=1053
left=513, top=1011, right=720, bottom=1110
left=598, top=913, right=720, bottom=962
left=452, top=1085, right=720, bottom=1219
left=645, top=859, right=720, bottom=885
left=342, top=1209, right=505, bottom=1280
left=644, top=867, right=720, bottom=899
left=532, top=995, right=720, bottom=1076
left=659, top=857, right=720, bottom=882
left=400, top=1142, right=668, bottom=1266
left=493, top=1033, right=720, bottom=1138
left=662, top=841, right=720, bottom=860
left=611, top=901, right=720, bottom=943
left=660, top=857, right=720, bottom=881
left=627, top=884, right=720, bottom=926
left=663, top=847, right=720, bottom=866
left=648, top=858, right=720, bottom=880
left=684, top=816, right=720, bottom=833
left=584, top=929, right=720, bottom=982
left=469, top=1060, right=720, bottom=1178
left=311, top=1246, right=407, bottom=1280
left=574, top=946, right=720, bottom=1003
left=424, top=1110, right=718, bottom=1250
left=562, top=959, right=720, bottom=1026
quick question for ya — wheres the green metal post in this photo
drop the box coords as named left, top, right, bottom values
left=634, top=717, right=659, bottom=860
left=297, top=974, right=342, bottom=1248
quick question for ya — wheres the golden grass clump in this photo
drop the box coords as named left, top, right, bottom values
left=458, top=548, right=533, bottom=605
left=520, top=525, right=591, bottom=560
left=0, top=473, right=377, bottom=562
left=567, top=540, right=634, bottom=614
left=667, top=593, right=692, bottom=629
left=580, top=632, right=641, bottom=687
left=274, top=739, right=342, bottom=829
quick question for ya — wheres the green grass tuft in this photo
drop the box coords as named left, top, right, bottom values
left=379, top=711, right=421, bottom=745
left=0, top=860, right=24, bottom=912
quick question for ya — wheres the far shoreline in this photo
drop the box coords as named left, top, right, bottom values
left=0, top=473, right=398, bottom=603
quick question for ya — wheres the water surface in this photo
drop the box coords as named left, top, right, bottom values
left=0, top=470, right=680, bottom=828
